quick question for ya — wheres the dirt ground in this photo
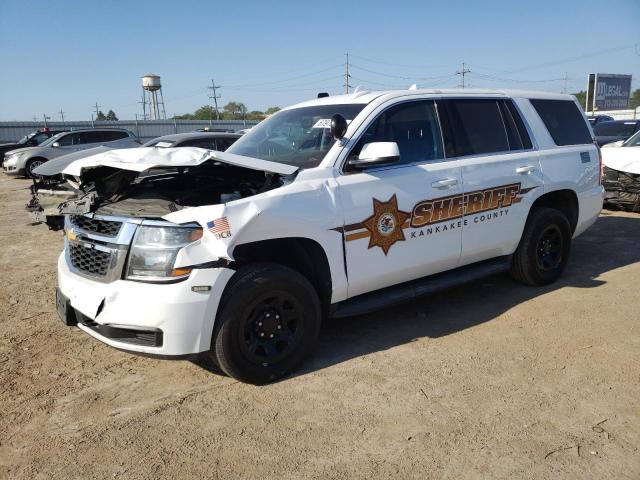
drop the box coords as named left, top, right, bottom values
left=0, top=173, right=638, bottom=480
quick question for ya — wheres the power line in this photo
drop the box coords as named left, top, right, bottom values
left=222, top=64, right=343, bottom=88
left=350, top=63, right=457, bottom=82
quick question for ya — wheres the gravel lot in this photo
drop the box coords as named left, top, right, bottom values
left=1, top=173, right=638, bottom=479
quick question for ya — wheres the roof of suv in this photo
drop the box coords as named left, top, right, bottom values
left=287, top=88, right=579, bottom=109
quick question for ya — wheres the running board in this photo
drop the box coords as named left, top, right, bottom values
left=331, top=256, right=511, bottom=318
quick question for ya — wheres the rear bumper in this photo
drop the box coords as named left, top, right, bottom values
left=57, top=252, right=235, bottom=356
left=574, top=184, right=604, bottom=237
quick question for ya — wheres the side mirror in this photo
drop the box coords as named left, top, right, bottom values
left=330, top=114, right=348, bottom=140
left=51, top=142, right=60, bottom=148
left=348, top=142, right=400, bottom=169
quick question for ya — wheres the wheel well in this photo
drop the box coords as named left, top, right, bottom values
left=232, top=238, right=332, bottom=317
left=530, top=189, right=578, bottom=233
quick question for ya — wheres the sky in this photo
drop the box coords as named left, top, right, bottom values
left=0, top=0, right=639, bottom=121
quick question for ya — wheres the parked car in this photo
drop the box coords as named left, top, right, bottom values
left=0, top=129, right=66, bottom=165
left=143, top=131, right=242, bottom=150
left=593, top=120, right=640, bottom=146
left=26, top=132, right=242, bottom=229
left=587, top=115, right=614, bottom=126
left=52, top=89, right=602, bottom=384
left=601, top=129, right=640, bottom=211
left=3, top=128, right=139, bottom=178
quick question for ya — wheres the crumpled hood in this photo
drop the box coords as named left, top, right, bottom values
left=56, top=147, right=299, bottom=177
left=602, top=147, right=640, bottom=175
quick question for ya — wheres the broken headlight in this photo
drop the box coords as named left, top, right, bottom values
left=126, top=225, right=203, bottom=282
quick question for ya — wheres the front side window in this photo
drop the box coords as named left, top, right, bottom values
left=226, top=104, right=366, bottom=169
left=347, top=100, right=444, bottom=166
left=438, top=99, right=510, bottom=157
left=530, top=99, right=592, bottom=146
left=56, top=133, right=77, bottom=146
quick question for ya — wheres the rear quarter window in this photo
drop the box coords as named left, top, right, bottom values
left=529, top=99, right=592, bottom=146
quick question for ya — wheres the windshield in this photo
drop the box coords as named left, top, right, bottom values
left=623, top=130, right=640, bottom=147
left=226, top=104, right=366, bottom=169
left=39, top=132, right=66, bottom=147
left=17, top=133, right=35, bottom=144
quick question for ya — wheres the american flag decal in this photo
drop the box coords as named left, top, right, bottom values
left=207, top=217, right=230, bottom=234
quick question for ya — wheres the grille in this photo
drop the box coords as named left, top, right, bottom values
left=69, top=242, right=112, bottom=277
left=71, top=215, right=121, bottom=237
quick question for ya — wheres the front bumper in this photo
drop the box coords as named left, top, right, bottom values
left=57, top=251, right=235, bottom=356
left=3, top=163, right=24, bottom=176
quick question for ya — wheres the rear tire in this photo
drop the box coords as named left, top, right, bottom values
left=510, top=207, right=572, bottom=286
left=211, top=263, right=321, bottom=385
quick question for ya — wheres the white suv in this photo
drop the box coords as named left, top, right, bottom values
left=54, top=89, right=603, bottom=384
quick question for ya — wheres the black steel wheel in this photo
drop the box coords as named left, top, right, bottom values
left=211, top=263, right=321, bottom=384
left=510, top=207, right=572, bottom=286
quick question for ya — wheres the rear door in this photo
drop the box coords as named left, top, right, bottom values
left=438, top=98, right=543, bottom=265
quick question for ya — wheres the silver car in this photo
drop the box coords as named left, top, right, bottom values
left=3, top=128, right=140, bottom=178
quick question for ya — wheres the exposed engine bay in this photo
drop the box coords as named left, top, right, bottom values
left=27, top=161, right=287, bottom=230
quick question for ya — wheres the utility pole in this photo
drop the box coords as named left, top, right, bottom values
left=456, top=62, right=471, bottom=88
left=32, top=116, right=38, bottom=122
left=43, top=114, right=51, bottom=127
left=92, top=102, right=101, bottom=121
left=138, top=92, right=147, bottom=120
left=562, top=72, right=568, bottom=94
left=58, top=108, right=65, bottom=123
left=208, top=78, right=221, bottom=122
left=344, top=53, right=352, bottom=94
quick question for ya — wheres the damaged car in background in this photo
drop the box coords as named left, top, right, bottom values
left=601, top=129, right=640, bottom=212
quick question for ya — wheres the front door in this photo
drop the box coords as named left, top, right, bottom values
left=336, top=99, right=463, bottom=298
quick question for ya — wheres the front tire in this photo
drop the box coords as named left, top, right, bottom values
left=25, top=158, right=45, bottom=178
left=510, top=207, right=572, bottom=286
left=211, top=263, right=321, bottom=384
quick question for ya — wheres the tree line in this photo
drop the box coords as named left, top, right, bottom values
left=173, top=102, right=281, bottom=121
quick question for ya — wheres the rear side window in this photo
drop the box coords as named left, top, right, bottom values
left=529, top=99, right=592, bottom=146
left=500, top=100, right=533, bottom=151
left=437, top=99, right=510, bottom=157
left=102, top=130, right=129, bottom=141
left=593, top=122, right=636, bottom=137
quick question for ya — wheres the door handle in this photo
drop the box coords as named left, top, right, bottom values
left=431, top=178, right=458, bottom=188
left=516, top=166, right=536, bottom=175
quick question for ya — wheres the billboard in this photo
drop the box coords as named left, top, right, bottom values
left=586, top=74, right=632, bottom=111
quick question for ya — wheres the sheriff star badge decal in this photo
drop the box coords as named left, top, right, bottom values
left=361, top=194, right=410, bottom=255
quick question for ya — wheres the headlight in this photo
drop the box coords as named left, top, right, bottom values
left=4, top=154, right=19, bottom=166
left=126, top=225, right=203, bottom=282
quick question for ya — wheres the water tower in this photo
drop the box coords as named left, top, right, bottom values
left=141, top=73, right=166, bottom=120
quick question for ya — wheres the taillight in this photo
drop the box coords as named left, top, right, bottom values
left=596, top=142, right=603, bottom=185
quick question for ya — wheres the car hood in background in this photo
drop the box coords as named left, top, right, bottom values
left=34, top=139, right=141, bottom=176
left=55, top=147, right=299, bottom=177
left=602, top=147, right=640, bottom=175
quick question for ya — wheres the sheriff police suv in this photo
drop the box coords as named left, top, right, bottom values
left=53, top=88, right=603, bottom=384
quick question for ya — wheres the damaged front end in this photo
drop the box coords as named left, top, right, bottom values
left=26, top=147, right=297, bottom=229
left=603, top=166, right=640, bottom=212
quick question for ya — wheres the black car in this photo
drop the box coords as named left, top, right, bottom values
left=587, top=115, right=614, bottom=126
left=593, top=120, right=640, bottom=146
left=0, top=129, right=65, bottom=164
left=142, top=131, right=242, bottom=150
